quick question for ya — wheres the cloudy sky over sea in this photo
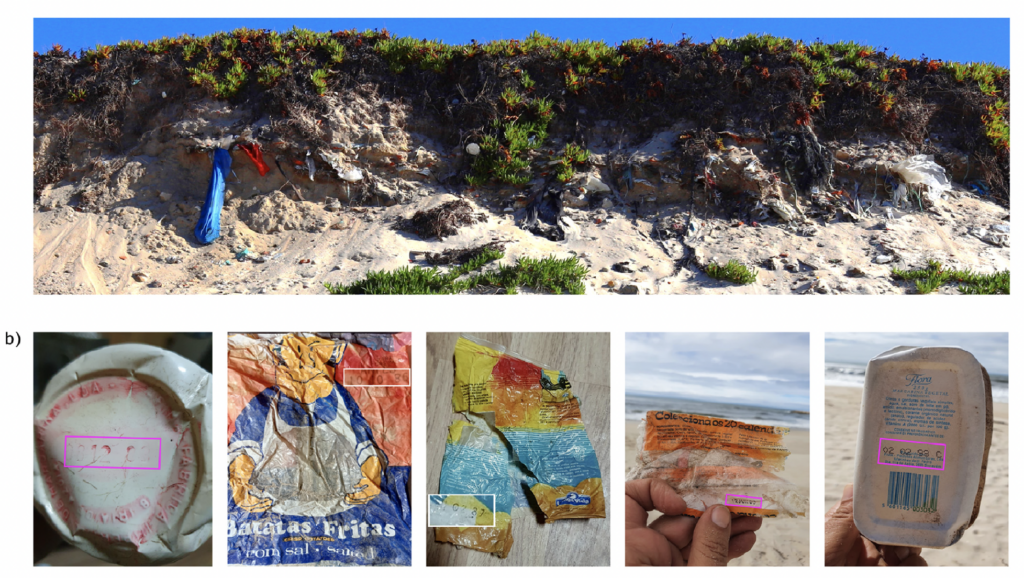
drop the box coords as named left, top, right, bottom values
left=625, top=333, right=809, bottom=411
left=825, top=333, right=1008, bottom=375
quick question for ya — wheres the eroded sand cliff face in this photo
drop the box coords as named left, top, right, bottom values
left=33, top=36, right=1009, bottom=294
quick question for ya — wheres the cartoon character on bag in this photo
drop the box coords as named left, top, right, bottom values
left=227, top=335, right=385, bottom=514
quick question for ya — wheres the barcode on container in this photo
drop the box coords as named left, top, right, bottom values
left=886, top=471, right=939, bottom=512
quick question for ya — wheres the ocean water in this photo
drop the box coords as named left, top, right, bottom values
left=825, top=361, right=1009, bottom=404
left=625, top=393, right=809, bottom=430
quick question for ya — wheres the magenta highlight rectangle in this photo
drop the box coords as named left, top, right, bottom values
left=724, top=494, right=763, bottom=509
left=63, top=435, right=162, bottom=470
left=876, top=437, right=946, bottom=471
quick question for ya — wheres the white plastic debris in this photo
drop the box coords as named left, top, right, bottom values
left=894, top=155, right=951, bottom=201
left=161, top=91, right=167, bottom=99
left=33, top=344, right=213, bottom=565
left=306, top=151, right=316, bottom=182
left=340, top=168, right=363, bottom=182
left=893, top=183, right=908, bottom=207
left=465, top=143, right=481, bottom=156
left=581, top=174, right=611, bottom=193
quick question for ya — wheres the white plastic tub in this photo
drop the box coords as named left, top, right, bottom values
left=33, top=344, right=212, bottom=565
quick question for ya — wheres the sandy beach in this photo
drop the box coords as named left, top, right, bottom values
left=825, top=386, right=1009, bottom=566
left=625, top=420, right=809, bottom=566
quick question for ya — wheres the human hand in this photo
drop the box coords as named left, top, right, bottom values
left=625, top=478, right=761, bottom=566
left=229, top=454, right=272, bottom=513
left=824, top=483, right=927, bottom=566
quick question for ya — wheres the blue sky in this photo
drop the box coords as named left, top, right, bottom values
left=625, top=333, right=809, bottom=411
left=825, top=333, right=1008, bottom=375
left=35, top=19, right=1008, bottom=67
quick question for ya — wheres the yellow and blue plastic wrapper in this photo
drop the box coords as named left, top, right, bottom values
left=226, top=333, right=412, bottom=565
left=436, top=337, right=605, bottom=557
left=436, top=418, right=516, bottom=557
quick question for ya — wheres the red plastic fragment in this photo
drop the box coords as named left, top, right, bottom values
left=238, top=143, right=270, bottom=177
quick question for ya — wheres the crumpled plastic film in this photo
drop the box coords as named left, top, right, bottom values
left=226, top=333, right=411, bottom=565
left=628, top=411, right=807, bottom=518
left=435, top=418, right=515, bottom=558
left=894, top=154, right=951, bottom=197
left=33, top=344, right=213, bottom=565
left=238, top=142, right=270, bottom=176
left=448, top=336, right=606, bottom=526
left=195, top=147, right=230, bottom=245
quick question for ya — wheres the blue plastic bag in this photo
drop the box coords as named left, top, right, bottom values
left=195, top=148, right=232, bottom=244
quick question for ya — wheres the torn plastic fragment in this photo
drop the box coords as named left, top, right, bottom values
left=341, top=168, right=364, bottom=182
left=628, top=411, right=807, bottom=518
left=582, top=173, right=611, bottom=193
left=435, top=419, right=515, bottom=557
left=238, top=142, right=270, bottom=177
left=306, top=151, right=316, bottom=181
left=893, top=154, right=951, bottom=200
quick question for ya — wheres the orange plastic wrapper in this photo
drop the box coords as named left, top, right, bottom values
left=629, top=411, right=807, bottom=518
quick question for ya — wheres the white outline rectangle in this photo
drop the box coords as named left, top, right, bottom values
left=342, top=367, right=411, bottom=387
left=427, top=494, right=497, bottom=527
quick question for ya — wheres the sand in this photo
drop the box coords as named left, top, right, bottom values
left=34, top=188, right=1010, bottom=295
left=625, top=420, right=809, bottom=566
left=825, top=386, right=1009, bottom=566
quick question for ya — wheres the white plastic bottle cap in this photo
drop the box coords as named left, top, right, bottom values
left=33, top=344, right=213, bottom=565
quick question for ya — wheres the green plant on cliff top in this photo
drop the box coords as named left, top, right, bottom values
left=257, top=64, right=285, bottom=86
left=499, top=87, right=524, bottom=109
left=310, top=68, right=329, bottom=95
left=146, top=36, right=172, bottom=54
left=66, top=87, right=86, bottom=104
left=182, top=40, right=201, bottom=62
left=213, top=59, right=247, bottom=99
left=943, top=62, right=1010, bottom=152
left=375, top=36, right=455, bottom=74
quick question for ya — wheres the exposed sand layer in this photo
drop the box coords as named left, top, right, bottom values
left=33, top=183, right=1009, bottom=295
left=626, top=420, right=809, bottom=566
left=825, top=386, right=1008, bottom=566
left=33, top=88, right=1009, bottom=295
